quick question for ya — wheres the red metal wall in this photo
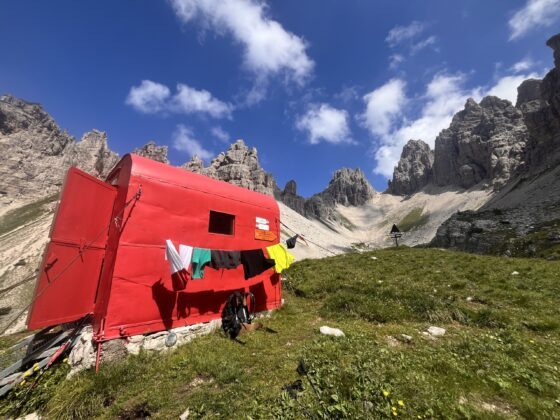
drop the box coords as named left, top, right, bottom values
left=97, top=155, right=282, bottom=339
left=28, top=168, right=117, bottom=330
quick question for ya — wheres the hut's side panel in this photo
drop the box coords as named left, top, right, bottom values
left=101, top=156, right=281, bottom=339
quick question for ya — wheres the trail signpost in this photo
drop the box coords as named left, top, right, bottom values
left=390, top=224, right=402, bottom=247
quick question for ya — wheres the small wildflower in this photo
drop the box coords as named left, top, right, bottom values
left=20, top=380, right=26, bottom=386
left=529, top=339, right=535, bottom=344
left=383, top=390, right=390, bottom=397
left=398, top=400, right=404, bottom=406
left=392, top=406, right=397, bottom=411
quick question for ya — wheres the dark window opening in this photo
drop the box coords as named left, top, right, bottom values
left=209, top=211, right=235, bottom=235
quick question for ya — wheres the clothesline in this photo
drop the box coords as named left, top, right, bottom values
left=165, top=240, right=295, bottom=291
left=279, top=220, right=337, bottom=256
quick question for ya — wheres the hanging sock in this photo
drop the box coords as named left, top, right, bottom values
left=191, top=248, right=211, bottom=279
left=286, top=234, right=299, bottom=249
left=165, top=240, right=190, bottom=291
left=210, top=250, right=241, bottom=269
left=240, top=249, right=276, bottom=280
left=266, top=243, right=295, bottom=273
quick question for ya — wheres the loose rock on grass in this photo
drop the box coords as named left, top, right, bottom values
left=320, top=326, right=345, bottom=337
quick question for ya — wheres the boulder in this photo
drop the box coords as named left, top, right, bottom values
left=320, top=326, right=345, bottom=337
left=427, top=326, right=446, bottom=337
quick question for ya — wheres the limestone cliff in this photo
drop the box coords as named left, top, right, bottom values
left=132, top=141, right=170, bottom=164
left=388, top=96, right=528, bottom=195
left=0, top=95, right=118, bottom=204
left=432, top=33, right=560, bottom=257
left=433, top=96, right=527, bottom=190
left=388, top=140, right=434, bottom=195
left=182, top=139, right=277, bottom=196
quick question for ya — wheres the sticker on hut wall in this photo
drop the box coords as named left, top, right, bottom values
left=255, top=229, right=276, bottom=241
left=255, top=217, right=270, bottom=231
left=255, top=217, right=274, bottom=240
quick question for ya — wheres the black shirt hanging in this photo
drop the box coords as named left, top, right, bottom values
left=210, top=250, right=241, bottom=270
left=240, top=249, right=275, bottom=279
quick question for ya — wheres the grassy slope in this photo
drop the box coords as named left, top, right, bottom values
left=398, top=207, right=429, bottom=232
left=2, top=248, right=560, bottom=419
left=0, top=194, right=58, bottom=236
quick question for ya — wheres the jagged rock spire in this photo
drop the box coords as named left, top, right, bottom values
left=181, top=139, right=277, bottom=196
left=0, top=95, right=119, bottom=200
left=388, top=139, right=434, bottom=196
left=133, top=141, right=169, bottom=164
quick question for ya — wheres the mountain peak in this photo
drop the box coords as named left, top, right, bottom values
left=133, top=141, right=170, bottom=164
left=388, top=139, right=434, bottom=196
left=181, top=139, right=277, bottom=196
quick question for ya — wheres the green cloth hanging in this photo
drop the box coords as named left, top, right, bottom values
left=191, top=248, right=211, bottom=279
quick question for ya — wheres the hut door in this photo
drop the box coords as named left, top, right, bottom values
left=27, top=167, right=117, bottom=330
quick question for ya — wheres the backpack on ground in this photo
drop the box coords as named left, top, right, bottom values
left=221, top=291, right=256, bottom=339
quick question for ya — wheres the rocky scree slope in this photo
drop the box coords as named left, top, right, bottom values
left=431, top=33, right=560, bottom=258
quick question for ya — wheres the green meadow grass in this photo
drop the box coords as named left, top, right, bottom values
left=398, top=207, right=430, bottom=232
left=1, top=248, right=559, bottom=418
left=0, top=194, right=58, bottom=237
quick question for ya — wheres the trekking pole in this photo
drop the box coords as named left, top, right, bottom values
left=297, top=360, right=327, bottom=412
left=294, top=395, right=315, bottom=419
left=13, top=317, right=87, bottom=414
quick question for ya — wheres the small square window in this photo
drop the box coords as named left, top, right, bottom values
left=209, top=211, right=235, bottom=235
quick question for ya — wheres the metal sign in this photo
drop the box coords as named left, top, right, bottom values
left=389, top=224, right=402, bottom=247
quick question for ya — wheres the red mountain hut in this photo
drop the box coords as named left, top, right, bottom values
left=26, top=154, right=283, bottom=341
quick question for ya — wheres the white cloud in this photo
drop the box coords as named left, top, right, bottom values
left=509, top=0, right=560, bottom=40
left=125, top=80, right=171, bottom=113
left=173, top=124, right=213, bottom=160
left=389, top=54, right=405, bottom=69
left=486, top=73, right=539, bottom=103
left=211, top=126, right=230, bottom=143
left=510, top=58, right=535, bottom=73
left=335, top=86, right=359, bottom=103
left=296, top=104, right=353, bottom=145
left=385, top=22, right=437, bottom=70
left=171, top=84, right=232, bottom=118
left=359, top=79, right=407, bottom=139
left=386, top=21, right=425, bottom=47
left=126, top=80, right=232, bottom=118
left=364, top=74, right=483, bottom=177
left=366, top=67, right=544, bottom=177
left=410, top=35, right=437, bottom=55
left=170, top=0, right=314, bottom=100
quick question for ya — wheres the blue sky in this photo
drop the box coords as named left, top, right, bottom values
left=1, top=0, right=559, bottom=195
